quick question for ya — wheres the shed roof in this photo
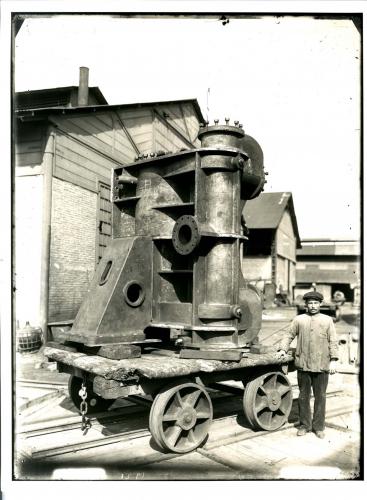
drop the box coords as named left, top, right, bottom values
left=243, top=192, right=301, bottom=247
left=15, top=95, right=205, bottom=124
left=297, top=240, right=360, bottom=257
left=15, top=86, right=108, bottom=109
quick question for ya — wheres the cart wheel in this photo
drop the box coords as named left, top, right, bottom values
left=149, top=381, right=213, bottom=453
left=243, top=371, right=292, bottom=431
left=68, top=375, right=114, bottom=414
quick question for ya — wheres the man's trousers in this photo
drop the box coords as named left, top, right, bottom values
left=297, top=370, right=329, bottom=432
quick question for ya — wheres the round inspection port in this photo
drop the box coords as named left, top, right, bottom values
left=172, top=215, right=201, bottom=255
left=123, top=281, right=145, bottom=307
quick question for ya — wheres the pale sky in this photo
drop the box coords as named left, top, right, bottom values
left=14, top=14, right=361, bottom=240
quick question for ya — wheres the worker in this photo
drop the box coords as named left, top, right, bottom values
left=278, top=291, right=338, bottom=439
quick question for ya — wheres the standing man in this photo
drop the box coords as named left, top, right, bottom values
left=278, top=291, right=338, bottom=439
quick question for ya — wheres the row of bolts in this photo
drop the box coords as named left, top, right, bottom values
left=200, top=118, right=244, bottom=128
left=134, top=120, right=243, bottom=161
left=133, top=120, right=268, bottom=184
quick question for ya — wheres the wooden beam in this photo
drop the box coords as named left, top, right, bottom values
left=179, top=103, right=192, bottom=143
left=49, top=116, right=126, bottom=166
left=113, top=112, right=141, bottom=156
left=180, top=349, right=243, bottom=361
left=153, top=109, right=195, bottom=149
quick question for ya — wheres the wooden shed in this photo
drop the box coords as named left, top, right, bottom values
left=242, top=192, right=301, bottom=302
left=15, top=87, right=205, bottom=335
left=295, top=239, right=360, bottom=303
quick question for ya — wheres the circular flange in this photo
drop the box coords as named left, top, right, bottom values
left=197, top=125, right=245, bottom=141
left=172, top=215, right=201, bottom=255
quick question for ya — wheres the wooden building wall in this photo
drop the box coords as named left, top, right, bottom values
left=241, top=209, right=298, bottom=297
left=241, top=256, right=272, bottom=285
left=296, top=258, right=359, bottom=285
left=275, top=209, right=297, bottom=294
left=15, top=122, right=47, bottom=327
left=15, top=101, right=202, bottom=325
left=15, top=122, right=47, bottom=174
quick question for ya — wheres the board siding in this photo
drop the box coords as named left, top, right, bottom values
left=54, top=130, right=119, bottom=192
left=276, top=210, right=296, bottom=262
left=15, top=151, right=44, bottom=167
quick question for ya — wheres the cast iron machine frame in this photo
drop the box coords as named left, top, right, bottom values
left=45, top=120, right=294, bottom=453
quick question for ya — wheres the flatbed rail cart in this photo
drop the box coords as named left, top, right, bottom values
left=45, top=119, right=294, bottom=453
left=44, top=345, right=293, bottom=453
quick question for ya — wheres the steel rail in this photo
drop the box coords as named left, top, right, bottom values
left=31, top=426, right=151, bottom=459
left=24, top=391, right=352, bottom=461
left=17, top=379, right=68, bottom=388
left=19, top=385, right=243, bottom=436
left=19, top=384, right=342, bottom=437
left=19, top=404, right=151, bottom=437
left=19, top=391, right=237, bottom=437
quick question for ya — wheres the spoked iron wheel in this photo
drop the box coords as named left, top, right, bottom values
left=149, top=381, right=213, bottom=453
left=243, top=371, right=292, bottom=431
left=68, top=375, right=114, bottom=414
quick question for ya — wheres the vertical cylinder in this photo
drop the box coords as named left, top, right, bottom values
left=78, top=67, right=89, bottom=106
left=206, top=170, right=236, bottom=233
left=195, top=125, right=244, bottom=335
left=205, top=242, right=234, bottom=305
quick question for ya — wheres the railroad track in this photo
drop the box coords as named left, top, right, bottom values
left=17, top=379, right=68, bottom=389
left=18, top=384, right=356, bottom=463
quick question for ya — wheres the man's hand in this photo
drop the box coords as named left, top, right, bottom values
left=329, top=360, right=337, bottom=374
left=277, top=349, right=287, bottom=359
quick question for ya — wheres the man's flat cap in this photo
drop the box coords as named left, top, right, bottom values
left=303, top=291, right=324, bottom=302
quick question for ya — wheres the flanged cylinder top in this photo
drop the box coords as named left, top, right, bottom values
left=198, top=120, right=265, bottom=201
left=198, top=122, right=245, bottom=149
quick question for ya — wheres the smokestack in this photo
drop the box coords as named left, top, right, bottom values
left=78, top=66, right=89, bottom=106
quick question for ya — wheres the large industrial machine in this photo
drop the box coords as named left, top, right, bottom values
left=45, top=120, right=294, bottom=453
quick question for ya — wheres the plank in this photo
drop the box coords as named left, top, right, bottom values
left=55, top=145, right=112, bottom=180
left=15, top=141, right=43, bottom=154
left=113, top=132, right=137, bottom=159
left=180, top=349, right=242, bottom=361
left=56, top=133, right=119, bottom=169
left=15, top=151, right=43, bottom=167
left=50, top=116, right=128, bottom=165
left=68, top=115, right=115, bottom=145
left=44, top=346, right=292, bottom=381
left=54, top=162, right=99, bottom=193
left=116, top=108, right=152, bottom=121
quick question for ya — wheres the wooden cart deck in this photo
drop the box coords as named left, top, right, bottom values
left=44, top=345, right=295, bottom=453
left=44, top=346, right=293, bottom=382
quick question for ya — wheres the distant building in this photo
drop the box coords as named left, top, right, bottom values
left=295, top=239, right=360, bottom=303
left=242, top=192, right=301, bottom=303
left=15, top=79, right=204, bottom=334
